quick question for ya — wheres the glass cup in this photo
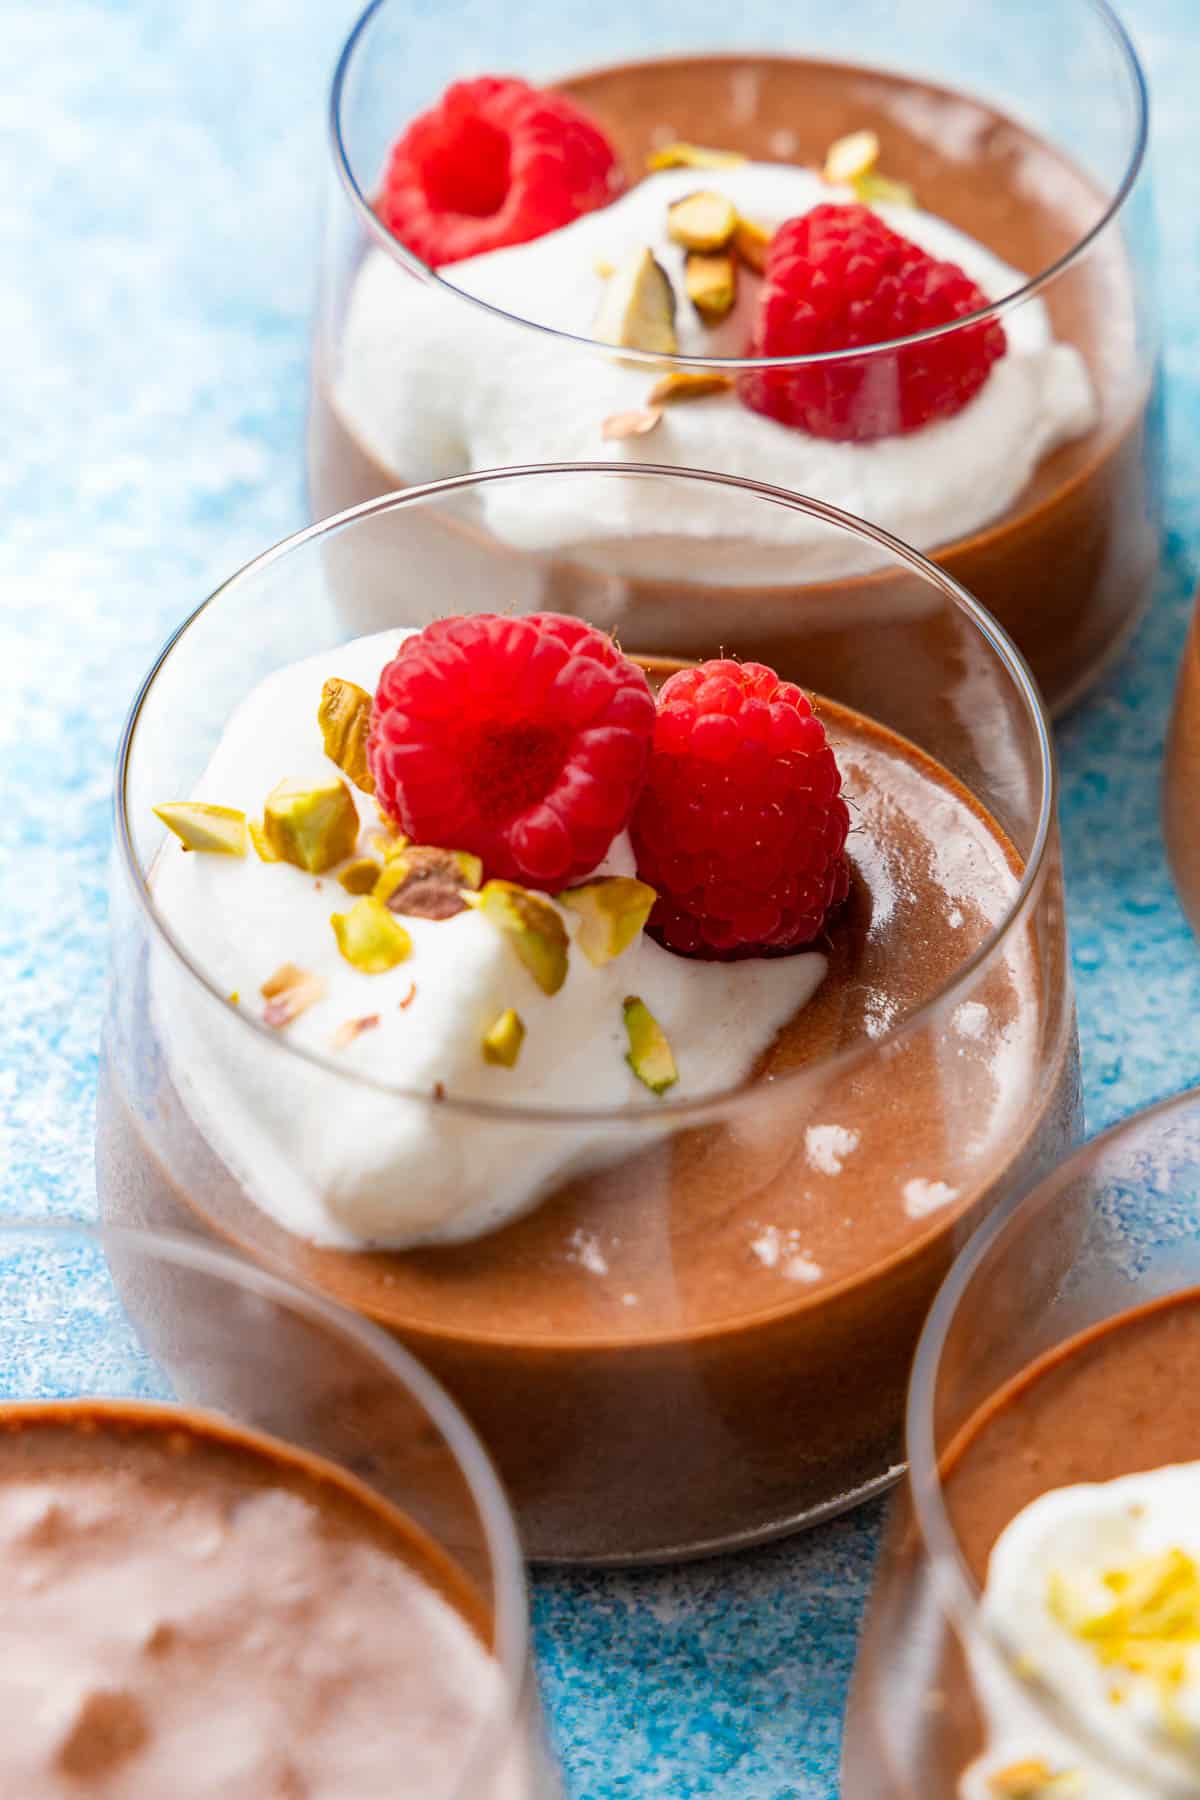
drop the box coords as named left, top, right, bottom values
left=842, top=1086, right=1200, bottom=1798
left=309, top=0, right=1161, bottom=715
left=1164, top=585, right=1200, bottom=934
left=0, top=1218, right=555, bottom=1798
left=98, top=464, right=1080, bottom=1563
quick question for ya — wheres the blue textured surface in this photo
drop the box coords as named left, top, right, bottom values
left=2, top=2, right=1199, bottom=1794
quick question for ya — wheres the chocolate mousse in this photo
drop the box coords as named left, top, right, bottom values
left=310, top=53, right=1158, bottom=713
left=1165, top=595, right=1200, bottom=933
left=98, top=617, right=1079, bottom=1562
left=0, top=1401, right=518, bottom=1796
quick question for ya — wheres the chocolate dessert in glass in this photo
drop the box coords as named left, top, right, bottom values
left=310, top=0, right=1160, bottom=713
left=843, top=1087, right=1200, bottom=1798
left=0, top=1220, right=554, bottom=1797
left=98, top=463, right=1079, bottom=1562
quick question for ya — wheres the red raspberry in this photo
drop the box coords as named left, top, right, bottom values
left=630, top=660, right=851, bottom=960
left=377, top=76, right=624, bottom=268
left=368, top=614, right=655, bottom=889
left=738, top=203, right=1007, bottom=442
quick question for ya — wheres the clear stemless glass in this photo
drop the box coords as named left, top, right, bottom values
left=1164, top=585, right=1200, bottom=934
left=0, top=1218, right=555, bottom=1799
left=98, top=465, right=1079, bottom=1564
left=842, top=1086, right=1200, bottom=1798
left=309, top=0, right=1160, bottom=715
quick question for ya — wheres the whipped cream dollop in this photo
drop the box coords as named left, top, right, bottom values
left=335, top=164, right=1096, bottom=578
left=962, top=1464, right=1200, bottom=1798
left=150, top=629, right=826, bottom=1249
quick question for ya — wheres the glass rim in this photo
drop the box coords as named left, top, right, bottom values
left=327, top=0, right=1150, bottom=371
left=0, top=1214, right=534, bottom=1797
left=907, top=1082, right=1200, bottom=1598
left=115, top=460, right=1057, bottom=1127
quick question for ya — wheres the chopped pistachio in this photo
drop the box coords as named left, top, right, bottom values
left=987, top=1762, right=1084, bottom=1798
left=366, top=824, right=408, bottom=860
left=338, top=857, right=383, bottom=895
left=153, top=803, right=247, bottom=857
left=228, top=991, right=240, bottom=1006
left=732, top=217, right=772, bottom=274
left=260, top=962, right=326, bottom=1028
left=594, top=246, right=678, bottom=355
left=331, top=1013, right=381, bottom=1050
left=855, top=172, right=915, bottom=208
left=260, top=777, right=359, bottom=874
left=464, top=881, right=569, bottom=996
left=823, top=128, right=881, bottom=187
left=482, top=1008, right=526, bottom=1068
left=602, top=407, right=663, bottom=442
left=559, top=878, right=657, bottom=965
left=330, top=897, right=413, bottom=974
left=647, top=141, right=746, bottom=172
left=685, top=250, right=737, bottom=324
left=646, top=370, right=733, bottom=407
left=317, top=677, right=375, bottom=794
left=623, top=996, right=678, bottom=1095
left=375, top=845, right=484, bottom=920
left=666, top=189, right=739, bottom=252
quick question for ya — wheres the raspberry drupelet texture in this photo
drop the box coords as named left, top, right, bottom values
left=738, top=202, right=1007, bottom=442
left=630, top=660, right=851, bottom=960
left=368, top=614, right=656, bottom=890
left=377, top=76, right=624, bottom=268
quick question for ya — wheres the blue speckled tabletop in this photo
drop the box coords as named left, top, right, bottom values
left=3, top=3, right=1199, bottom=1794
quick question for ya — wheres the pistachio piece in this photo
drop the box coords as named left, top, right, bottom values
left=685, top=250, right=737, bottom=325
left=602, top=407, right=663, bottom=442
left=260, top=777, right=359, bottom=875
left=559, top=878, right=657, bottom=966
left=338, top=857, right=383, bottom=895
left=594, top=246, right=678, bottom=355
left=317, top=677, right=375, bottom=795
left=855, top=172, right=915, bottom=208
left=823, top=128, right=881, bottom=187
left=153, top=803, right=247, bottom=857
left=647, top=142, right=746, bottom=172
left=732, top=217, right=772, bottom=275
left=330, top=897, right=413, bottom=974
left=260, top=963, right=326, bottom=1028
left=375, top=845, right=484, bottom=921
left=666, top=189, right=739, bottom=253
left=464, top=881, right=569, bottom=996
left=986, top=1762, right=1082, bottom=1798
left=623, top=996, right=678, bottom=1095
left=331, top=1013, right=381, bottom=1050
left=646, top=370, right=733, bottom=407
left=482, top=1008, right=526, bottom=1069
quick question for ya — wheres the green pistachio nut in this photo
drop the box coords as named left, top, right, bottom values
left=153, top=802, right=247, bottom=857
left=317, top=677, right=376, bottom=794
left=558, top=877, right=657, bottom=966
left=464, top=881, right=569, bottom=996
left=330, top=896, right=413, bottom=974
left=481, top=1008, right=526, bottom=1069
left=261, top=777, right=360, bottom=874
left=337, top=857, right=383, bottom=895
left=375, top=846, right=485, bottom=920
left=623, top=996, right=678, bottom=1095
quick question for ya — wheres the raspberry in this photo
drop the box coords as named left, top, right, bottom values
left=377, top=76, right=623, bottom=268
left=738, top=203, right=1007, bottom=442
left=629, top=660, right=851, bottom=960
left=368, top=614, right=655, bottom=889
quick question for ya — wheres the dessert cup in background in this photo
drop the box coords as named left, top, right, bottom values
left=0, top=1220, right=555, bottom=1798
left=98, top=466, right=1080, bottom=1564
left=309, top=0, right=1161, bottom=714
left=1164, top=586, right=1200, bottom=934
left=842, top=1088, right=1200, bottom=1799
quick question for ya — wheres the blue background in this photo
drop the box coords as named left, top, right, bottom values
left=2, top=2, right=1197, bottom=1793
